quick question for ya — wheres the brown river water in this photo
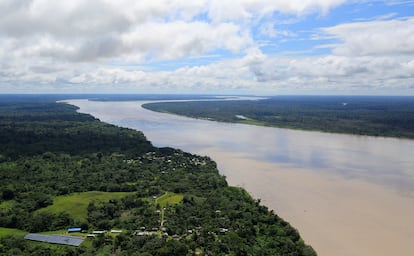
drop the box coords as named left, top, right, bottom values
left=66, top=99, right=414, bottom=256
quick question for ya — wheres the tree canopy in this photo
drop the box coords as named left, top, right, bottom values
left=0, top=96, right=316, bottom=255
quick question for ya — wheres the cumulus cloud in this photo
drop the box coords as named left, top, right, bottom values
left=63, top=48, right=414, bottom=94
left=252, top=55, right=414, bottom=86
left=0, top=0, right=352, bottom=63
left=319, top=17, right=414, bottom=56
left=121, top=21, right=251, bottom=61
left=206, top=0, right=349, bottom=22
left=0, top=0, right=413, bottom=94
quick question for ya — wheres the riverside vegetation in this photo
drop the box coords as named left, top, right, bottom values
left=0, top=96, right=316, bottom=256
left=143, top=96, right=414, bottom=139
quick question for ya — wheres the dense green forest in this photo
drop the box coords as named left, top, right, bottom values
left=0, top=96, right=316, bottom=255
left=143, top=96, right=414, bottom=139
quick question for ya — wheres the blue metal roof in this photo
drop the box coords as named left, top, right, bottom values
left=68, top=228, right=82, bottom=232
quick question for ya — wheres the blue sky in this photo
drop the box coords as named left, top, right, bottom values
left=0, top=0, right=413, bottom=95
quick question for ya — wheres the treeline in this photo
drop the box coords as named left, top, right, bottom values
left=0, top=96, right=316, bottom=255
left=0, top=102, right=152, bottom=159
left=143, top=96, right=414, bottom=139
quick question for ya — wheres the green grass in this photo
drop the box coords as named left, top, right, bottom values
left=0, top=200, right=15, bottom=210
left=0, top=227, right=28, bottom=237
left=39, top=229, right=67, bottom=235
left=26, top=240, right=72, bottom=250
left=39, top=229, right=90, bottom=239
left=155, top=192, right=183, bottom=207
left=35, top=191, right=134, bottom=222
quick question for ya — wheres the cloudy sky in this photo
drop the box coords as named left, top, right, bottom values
left=1, top=0, right=414, bottom=95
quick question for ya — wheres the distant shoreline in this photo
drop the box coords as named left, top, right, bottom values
left=142, top=96, right=414, bottom=140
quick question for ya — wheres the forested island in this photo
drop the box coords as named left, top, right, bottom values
left=143, top=96, right=414, bottom=139
left=0, top=95, right=316, bottom=255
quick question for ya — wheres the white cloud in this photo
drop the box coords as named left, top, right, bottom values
left=0, top=0, right=413, bottom=95
left=121, top=21, right=251, bottom=61
left=319, top=17, right=414, bottom=56
left=69, top=68, right=146, bottom=85
left=258, top=22, right=297, bottom=38
left=61, top=48, right=413, bottom=94
left=206, top=0, right=349, bottom=22
left=0, top=0, right=354, bottom=64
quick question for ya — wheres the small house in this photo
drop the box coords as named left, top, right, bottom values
left=92, top=230, right=106, bottom=234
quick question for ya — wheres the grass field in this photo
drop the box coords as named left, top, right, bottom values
left=0, top=200, right=14, bottom=210
left=155, top=192, right=183, bottom=207
left=0, top=227, right=28, bottom=237
left=35, top=191, right=134, bottom=222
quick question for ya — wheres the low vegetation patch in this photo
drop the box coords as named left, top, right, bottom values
left=155, top=192, right=183, bottom=207
left=36, top=191, right=134, bottom=222
left=0, top=227, right=28, bottom=237
left=0, top=201, right=14, bottom=210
